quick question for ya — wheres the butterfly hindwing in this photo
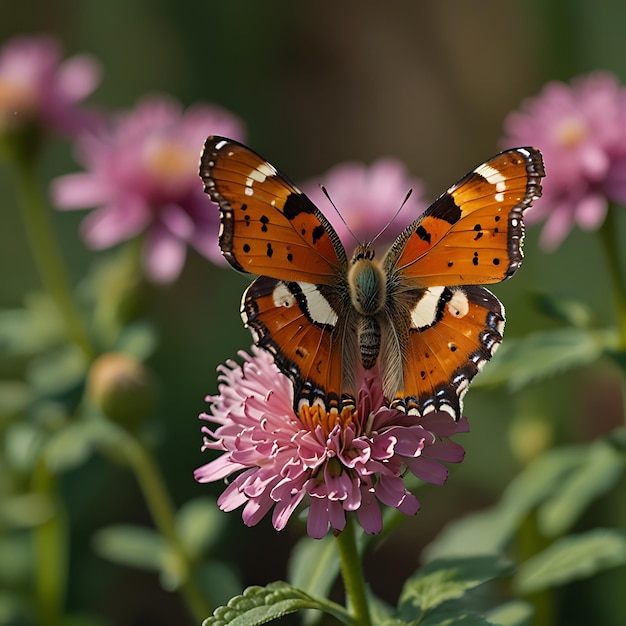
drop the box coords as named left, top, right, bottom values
left=389, top=285, right=505, bottom=418
left=384, top=147, right=544, bottom=286
left=200, top=137, right=347, bottom=283
left=241, top=276, right=353, bottom=410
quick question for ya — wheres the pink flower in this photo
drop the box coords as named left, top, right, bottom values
left=194, top=348, right=468, bottom=539
left=299, top=159, right=427, bottom=249
left=0, top=35, right=100, bottom=136
left=52, top=97, right=245, bottom=282
left=502, top=72, right=626, bottom=250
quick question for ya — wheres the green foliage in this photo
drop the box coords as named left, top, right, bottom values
left=514, top=529, right=626, bottom=593
left=202, top=582, right=349, bottom=626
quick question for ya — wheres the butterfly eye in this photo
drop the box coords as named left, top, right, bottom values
left=351, top=245, right=375, bottom=263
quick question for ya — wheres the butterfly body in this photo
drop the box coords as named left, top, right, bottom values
left=200, top=137, right=544, bottom=420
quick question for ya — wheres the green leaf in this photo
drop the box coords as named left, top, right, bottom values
left=485, top=601, right=533, bottom=626
left=176, top=497, right=227, bottom=559
left=0, top=293, right=65, bottom=358
left=92, top=524, right=166, bottom=572
left=473, top=327, right=608, bottom=391
left=44, top=419, right=106, bottom=472
left=419, top=604, right=498, bottom=626
left=537, top=439, right=623, bottom=536
left=423, top=506, right=519, bottom=562
left=0, top=381, right=28, bottom=420
left=195, top=561, right=243, bottom=610
left=529, top=291, right=592, bottom=328
left=27, top=344, right=88, bottom=397
left=424, top=447, right=583, bottom=561
left=114, top=321, right=158, bottom=360
left=398, top=556, right=512, bottom=620
left=202, top=581, right=349, bottom=625
left=288, top=535, right=339, bottom=604
left=514, top=528, right=626, bottom=594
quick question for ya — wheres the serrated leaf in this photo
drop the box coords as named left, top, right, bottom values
left=537, top=439, right=623, bottom=536
left=485, top=601, right=533, bottom=626
left=514, top=528, right=626, bottom=594
left=473, top=327, right=608, bottom=391
left=176, top=497, right=227, bottom=559
left=203, top=581, right=349, bottom=625
left=398, top=556, right=511, bottom=619
left=92, top=524, right=166, bottom=572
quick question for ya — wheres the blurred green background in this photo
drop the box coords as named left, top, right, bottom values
left=2, top=1, right=626, bottom=624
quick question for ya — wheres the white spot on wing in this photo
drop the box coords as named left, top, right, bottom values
left=215, top=140, right=228, bottom=150
left=410, top=286, right=445, bottom=329
left=297, top=282, right=338, bottom=326
left=447, top=290, right=470, bottom=318
left=272, top=282, right=296, bottom=309
left=475, top=163, right=507, bottom=186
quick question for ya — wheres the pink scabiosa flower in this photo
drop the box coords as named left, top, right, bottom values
left=51, top=96, right=245, bottom=282
left=502, top=72, right=626, bottom=250
left=0, top=35, right=100, bottom=138
left=299, top=159, right=427, bottom=248
left=194, top=348, right=468, bottom=539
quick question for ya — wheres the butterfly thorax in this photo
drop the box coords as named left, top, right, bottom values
left=347, top=244, right=387, bottom=370
left=348, top=244, right=386, bottom=316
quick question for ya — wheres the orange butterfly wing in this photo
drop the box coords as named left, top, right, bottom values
left=200, top=137, right=347, bottom=283
left=241, top=277, right=355, bottom=411
left=386, top=286, right=505, bottom=418
left=380, top=147, right=544, bottom=418
left=200, top=137, right=353, bottom=412
left=383, top=147, right=545, bottom=286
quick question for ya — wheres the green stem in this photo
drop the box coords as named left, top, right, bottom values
left=12, top=153, right=95, bottom=359
left=121, top=433, right=212, bottom=622
left=33, top=459, right=68, bottom=626
left=598, top=209, right=626, bottom=352
left=517, top=512, right=555, bottom=626
left=335, top=515, right=372, bottom=626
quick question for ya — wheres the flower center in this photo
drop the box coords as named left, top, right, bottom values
left=554, top=116, right=588, bottom=148
left=298, top=404, right=356, bottom=435
left=0, top=78, right=37, bottom=130
left=143, top=138, right=196, bottom=192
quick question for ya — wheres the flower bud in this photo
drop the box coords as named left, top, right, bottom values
left=88, top=353, right=156, bottom=429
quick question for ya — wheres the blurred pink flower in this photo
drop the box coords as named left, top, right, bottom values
left=502, top=72, right=626, bottom=250
left=0, top=35, right=101, bottom=136
left=52, top=97, right=245, bottom=282
left=299, top=158, right=427, bottom=250
left=194, top=348, right=468, bottom=539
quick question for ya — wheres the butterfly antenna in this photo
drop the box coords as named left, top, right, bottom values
left=370, top=188, right=413, bottom=246
left=320, top=184, right=360, bottom=246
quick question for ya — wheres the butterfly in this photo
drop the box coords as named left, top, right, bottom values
left=200, top=137, right=544, bottom=420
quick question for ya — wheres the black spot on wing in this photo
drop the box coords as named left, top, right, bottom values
left=282, top=191, right=317, bottom=220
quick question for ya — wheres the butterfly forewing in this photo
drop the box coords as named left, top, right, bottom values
left=384, top=147, right=544, bottom=287
left=200, top=137, right=347, bottom=283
